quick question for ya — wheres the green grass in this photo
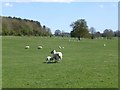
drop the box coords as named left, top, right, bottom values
left=2, top=36, right=118, bottom=88
left=0, top=36, right=2, bottom=89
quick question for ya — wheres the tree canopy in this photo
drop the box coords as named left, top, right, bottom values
left=1, top=16, right=52, bottom=36
left=89, top=27, right=96, bottom=39
left=102, top=29, right=114, bottom=39
left=54, top=30, right=61, bottom=36
left=70, top=19, right=90, bottom=40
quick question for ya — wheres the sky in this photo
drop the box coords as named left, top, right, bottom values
left=1, top=0, right=119, bottom=34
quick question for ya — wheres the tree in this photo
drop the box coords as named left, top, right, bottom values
left=2, top=16, right=52, bottom=36
left=54, top=30, right=61, bottom=36
left=114, top=30, right=120, bottom=37
left=118, top=30, right=120, bottom=37
left=70, top=30, right=76, bottom=37
left=70, top=19, right=90, bottom=40
left=42, top=25, right=52, bottom=36
left=89, top=27, right=96, bottom=39
left=46, top=27, right=52, bottom=36
left=95, top=31, right=101, bottom=38
left=103, top=29, right=114, bottom=39
left=61, top=30, right=70, bottom=37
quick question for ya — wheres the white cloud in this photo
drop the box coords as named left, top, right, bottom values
left=4, top=2, right=13, bottom=7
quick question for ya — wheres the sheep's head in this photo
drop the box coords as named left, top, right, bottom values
left=51, top=50, right=56, bottom=54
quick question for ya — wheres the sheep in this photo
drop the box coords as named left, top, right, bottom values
left=59, top=46, right=64, bottom=49
left=38, top=46, right=42, bottom=49
left=104, top=44, right=106, bottom=47
left=51, top=50, right=63, bottom=60
left=52, top=54, right=61, bottom=62
left=46, top=54, right=60, bottom=63
left=25, top=45, right=30, bottom=49
left=59, top=46, right=61, bottom=49
left=46, top=56, right=54, bottom=62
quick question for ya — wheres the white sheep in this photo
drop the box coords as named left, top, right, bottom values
left=38, top=46, right=42, bottom=49
left=51, top=50, right=63, bottom=60
left=104, top=44, right=106, bottom=47
left=59, top=46, right=64, bottom=49
left=59, top=46, right=61, bottom=49
left=25, top=45, right=30, bottom=49
left=46, top=56, right=53, bottom=62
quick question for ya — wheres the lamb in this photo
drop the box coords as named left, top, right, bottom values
left=46, top=56, right=54, bottom=62
left=46, top=54, right=60, bottom=63
left=25, top=45, right=30, bottom=49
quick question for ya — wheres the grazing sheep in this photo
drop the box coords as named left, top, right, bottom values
left=59, top=46, right=64, bottom=49
left=59, top=46, right=61, bottom=49
left=51, top=50, right=63, bottom=60
left=104, top=44, right=106, bottom=46
left=38, top=46, right=42, bottom=49
left=25, top=45, right=30, bottom=49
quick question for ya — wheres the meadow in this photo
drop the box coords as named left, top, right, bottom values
left=2, top=36, right=118, bottom=88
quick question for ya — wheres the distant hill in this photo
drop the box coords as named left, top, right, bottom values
left=1, top=16, right=52, bottom=36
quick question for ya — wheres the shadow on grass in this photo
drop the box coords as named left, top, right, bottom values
left=43, top=61, right=59, bottom=64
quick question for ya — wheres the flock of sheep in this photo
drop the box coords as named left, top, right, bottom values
left=25, top=45, right=43, bottom=49
left=25, top=45, right=63, bottom=63
left=25, top=42, right=106, bottom=64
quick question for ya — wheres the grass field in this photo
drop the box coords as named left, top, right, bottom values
left=2, top=36, right=118, bottom=88
left=0, top=36, right=2, bottom=89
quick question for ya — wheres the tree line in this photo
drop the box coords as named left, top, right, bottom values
left=54, top=19, right=119, bottom=39
left=69, top=19, right=119, bottom=40
left=1, top=16, right=52, bottom=36
left=1, top=16, right=119, bottom=39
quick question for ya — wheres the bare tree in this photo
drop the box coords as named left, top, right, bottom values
left=89, top=27, right=96, bottom=39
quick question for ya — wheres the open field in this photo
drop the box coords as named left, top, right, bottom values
left=0, top=36, right=2, bottom=89
left=2, top=36, right=118, bottom=88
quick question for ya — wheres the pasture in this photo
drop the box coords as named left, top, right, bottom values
left=2, top=36, right=118, bottom=88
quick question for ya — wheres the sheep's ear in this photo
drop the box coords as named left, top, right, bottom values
left=51, top=50, right=53, bottom=54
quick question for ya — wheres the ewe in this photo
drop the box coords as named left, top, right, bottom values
left=51, top=50, right=63, bottom=60
left=59, top=46, right=61, bottom=49
left=38, top=46, right=43, bottom=49
left=58, top=46, right=64, bottom=49
left=104, top=44, right=106, bottom=47
left=25, top=45, right=30, bottom=49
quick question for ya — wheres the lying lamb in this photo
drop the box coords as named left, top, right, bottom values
left=46, top=54, right=60, bottom=63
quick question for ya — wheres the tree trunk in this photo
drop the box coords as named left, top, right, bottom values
left=78, top=36, right=81, bottom=40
